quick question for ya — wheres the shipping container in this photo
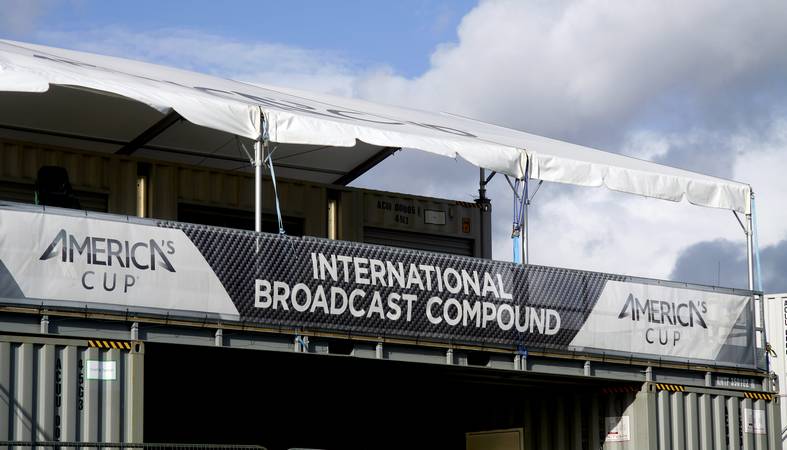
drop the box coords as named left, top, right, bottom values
left=516, top=385, right=781, bottom=450
left=0, top=137, right=780, bottom=449
left=765, top=292, right=787, bottom=450
left=0, top=334, right=143, bottom=444
left=0, top=137, right=489, bottom=257
left=0, top=325, right=780, bottom=449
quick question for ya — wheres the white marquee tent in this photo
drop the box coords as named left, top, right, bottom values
left=0, top=39, right=759, bottom=288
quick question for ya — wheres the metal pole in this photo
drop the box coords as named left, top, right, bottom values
left=479, top=168, right=487, bottom=200
left=520, top=160, right=530, bottom=264
left=477, top=168, right=492, bottom=259
left=254, top=139, right=263, bottom=233
left=747, top=226, right=754, bottom=292
left=523, top=196, right=528, bottom=264
left=523, top=166, right=529, bottom=265
left=746, top=192, right=755, bottom=290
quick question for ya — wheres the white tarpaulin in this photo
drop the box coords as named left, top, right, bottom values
left=0, top=39, right=751, bottom=213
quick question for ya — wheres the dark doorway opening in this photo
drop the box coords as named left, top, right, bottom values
left=144, top=343, right=616, bottom=450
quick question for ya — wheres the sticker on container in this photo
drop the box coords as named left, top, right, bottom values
left=715, top=376, right=755, bottom=389
left=605, top=416, right=630, bottom=442
left=743, top=408, right=766, bottom=434
left=86, top=360, right=116, bottom=380
left=424, top=209, right=446, bottom=225
left=462, top=217, right=471, bottom=233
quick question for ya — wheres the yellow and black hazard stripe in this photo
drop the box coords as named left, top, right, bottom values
left=743, top=392, right=774, bottom=401
left=87, top=339, right=133, bottom=350
left=654, top=383, right=686, bottom=392
left=601, top=386, right=640, bottom=394
left=455, top=201, right=484, bottom=209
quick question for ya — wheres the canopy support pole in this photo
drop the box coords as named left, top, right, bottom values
left=746, top=192, right=755, bottom=291
left=508, top=169, right=529, bottom=265
left=479, top=168, right=487, bottom=200
left=477, top=168, right=493, bottom=259
left=523, top=199, right=529, bottom=265
left=518, top=162, right=530, bottom=265
left=254, top=139, right=263, bottom=233
left=523, top=168, right=529, bottom=265
left=746, top=213, right=753, bottom=290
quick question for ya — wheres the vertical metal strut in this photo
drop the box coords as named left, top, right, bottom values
left=254, top=139, right=263, bottom=233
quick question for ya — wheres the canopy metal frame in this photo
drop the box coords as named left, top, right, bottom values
left=732, top=194, right=757, bottom=291
left=0, top=38, right=761, bottom=292
left=746, top=193, right=756, bottom=291
left=497, top=165, right=758, bottom=292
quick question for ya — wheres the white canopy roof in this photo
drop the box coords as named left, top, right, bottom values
left=0, top=39, right=751, bottom=213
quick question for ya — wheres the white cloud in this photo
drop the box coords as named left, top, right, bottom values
left=355, top=0, right=787, bottom=146
left=732, top=118, right=787, bottom=246
left=35, top=27, right=362, bottom=97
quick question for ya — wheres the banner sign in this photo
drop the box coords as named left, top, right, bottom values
left=0, top=206, right=757, bottom=367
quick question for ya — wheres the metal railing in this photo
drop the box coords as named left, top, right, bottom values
left=0, top=442, right=266, bottom=450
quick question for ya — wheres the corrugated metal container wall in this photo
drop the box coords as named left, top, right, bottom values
left=647, top=386, right=780, bottom=450
left=360, top=191, right=483, bottom=256
left=521, top=393, right=593, bottom=450
left=520, top=386, right=780, bottom=450
left=0, top=139, right=487, bottom=255
left=175, top=165, right=327, bottom=236
left=764, top=292, right=787, bottom=450
left=520, top=391, right=646, bottom=450
left=0, top=336, right=143, bottom=445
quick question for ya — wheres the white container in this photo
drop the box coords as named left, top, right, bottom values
left=765, top=292, right=787, bottom=449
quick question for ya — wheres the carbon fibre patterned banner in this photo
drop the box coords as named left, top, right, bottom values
left=0, top=205, right=758, bottom=367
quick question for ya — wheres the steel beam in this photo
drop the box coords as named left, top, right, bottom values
left=115, top=110, right=182, bottom=155
left=333, top=146, right=399, bottom=186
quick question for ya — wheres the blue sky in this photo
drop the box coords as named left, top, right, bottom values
left=3, top=0, right=787, bottom=291
left=7, top=0, right=476, bottom=77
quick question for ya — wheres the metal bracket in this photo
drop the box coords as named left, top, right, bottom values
left=529, top=180, right=544, bottom=203
left=732, top=211, right=748, bottom=235
left=504, top=175, right=518, bottom=197
left=237, top=137, right=254, bottom=166
left=483, top=170, right=497, bottom=186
